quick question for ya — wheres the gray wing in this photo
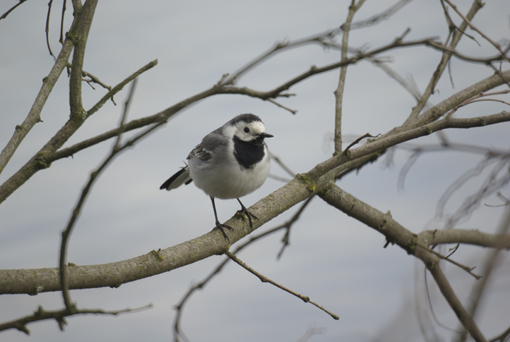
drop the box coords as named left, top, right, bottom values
left=187, top=128, right=228, bottom=163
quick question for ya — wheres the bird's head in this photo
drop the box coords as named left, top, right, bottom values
left=224, top=114, right=273, bottom=145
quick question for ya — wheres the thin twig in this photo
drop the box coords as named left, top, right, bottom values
left=455, top=207, right=510, bottom=342
left=59, top=0, right=67, bottom=44
left=225, top=250, right=339, bottom=320
left=0, top=0, right=28, bottom=20
left=0, top=303, right=152, bottom=334
left=334, top=0, right=366, bottom=154
left=46, top=0, right=55, bottom=59
left=343, top=133, right=375, bottom=153
left=266, top=98, right=297, bottom=114
left=415, top=244, right=481, bottom=279
left=270, top=152, right=296, bottom=178
left=404, top=0, right=484, bottom=124
left=59, top=77, right=142, bottom=311
left=443, top=0, right=510, bottom=62
left=221, top=28, right=342, bottom=86
left=173, top=199, right=314, bottom=340
left=277, top=196, right=314, bottom=259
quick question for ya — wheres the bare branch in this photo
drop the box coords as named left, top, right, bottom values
left=414, top=244, right=481, bottom=279
left=347, top=0, right=412, bottom=30
left=46, top=0, right=55, bottom=58
left=225, top=250, right=339, bottom=320
left=59, top=0, right=67, bottom=44
left=221, top=28, right=342, bottom=86
left=443, top=0, right=510, bottom=62
left=173, top=198, right=313, bottom=340
left=455, top=207, right=510, bottom=342
left=0, top=0, right=28, bottom=20
left=0, top=59, right=157, bottom=205
left=423, top=228, right=510, bottom=249
left=334, top=0, right=366, bottom=154
left=0, top=303, right=152, bottom=334
left=403, top=0, right=484, bottom=124
left=66, top=62, right=113, bottom=92
left=0, top=8, right=81, bottom=175
left=427, top=265, right=487, bottom=342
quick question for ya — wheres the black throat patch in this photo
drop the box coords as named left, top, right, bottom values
left=233, top=136, right=266, bottom=169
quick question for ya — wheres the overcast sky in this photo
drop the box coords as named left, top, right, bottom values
left=1, top=1, right=509, bottom=341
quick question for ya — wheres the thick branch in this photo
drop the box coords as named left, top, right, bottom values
left=423, top=228, right=510, bottom=249
left=320, top=185, right=487, bottom=341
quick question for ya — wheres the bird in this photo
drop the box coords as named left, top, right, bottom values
left=160, top=113, right=273, bottom=239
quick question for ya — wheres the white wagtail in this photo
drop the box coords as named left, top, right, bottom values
left=160, top=114, right=273, bottom=238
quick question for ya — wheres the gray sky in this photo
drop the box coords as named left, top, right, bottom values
left=1, top=1, right=509, bottom=341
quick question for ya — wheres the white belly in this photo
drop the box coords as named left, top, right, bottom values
left=189, top=150, right=270, bottom=199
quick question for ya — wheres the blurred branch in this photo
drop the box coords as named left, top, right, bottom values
left=437, top=155, right=510, bottom=227
left=308, top=110, right=510, bottom=181
left=403, top=0, right=484, bottom=124
left=296, top=325, right=327, bottom=342
left=395, top=135, right=510, bottom=191
left=320, top=184, right=487, bottom=341
left=455, top=207, right=510, bottom=342
left=347, top=0, right=411, bottom=29
left=443, top=0, right=509, bottom=63
left=225, top=250, right=339, bottom=320
left=427, top=264, right=487, bottom=342
left=490, top=325, right=510, bottom=342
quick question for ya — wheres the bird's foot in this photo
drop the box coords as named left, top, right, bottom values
left=236, top=207, right=258, bottom=231
left=213, top=221, right=233, bottom=240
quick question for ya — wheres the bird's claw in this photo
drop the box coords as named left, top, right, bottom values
left=213, top=222, right=233, bottom=240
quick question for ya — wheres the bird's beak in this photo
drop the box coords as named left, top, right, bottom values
left=261, top=132, right=274, bottom=138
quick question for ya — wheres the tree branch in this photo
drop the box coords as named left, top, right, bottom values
left=0, top=60, right=157, bottom=205
left=225, top=251, right=339, bottom=320
left=334, top=0, right=366, bottom=154
left=0, top=108, right=508, bottom=294
left=0, top=303, right=152, bottom=334
left=403, top=0, right=484, bottom=124
left=0, top=8, right=80, bottom=175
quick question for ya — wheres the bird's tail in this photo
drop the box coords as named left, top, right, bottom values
left=160, top=166, right=193, bottom=191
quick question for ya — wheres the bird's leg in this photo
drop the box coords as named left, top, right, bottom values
left=236, top=198, right=258, bottom=230
left=210, top=197, right=233, bottom=239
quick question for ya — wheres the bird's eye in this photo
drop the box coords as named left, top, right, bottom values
left=244, top=127, right=250, bottom=133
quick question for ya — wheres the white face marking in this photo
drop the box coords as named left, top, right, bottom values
left=233, top=120, right=266, bottom=141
